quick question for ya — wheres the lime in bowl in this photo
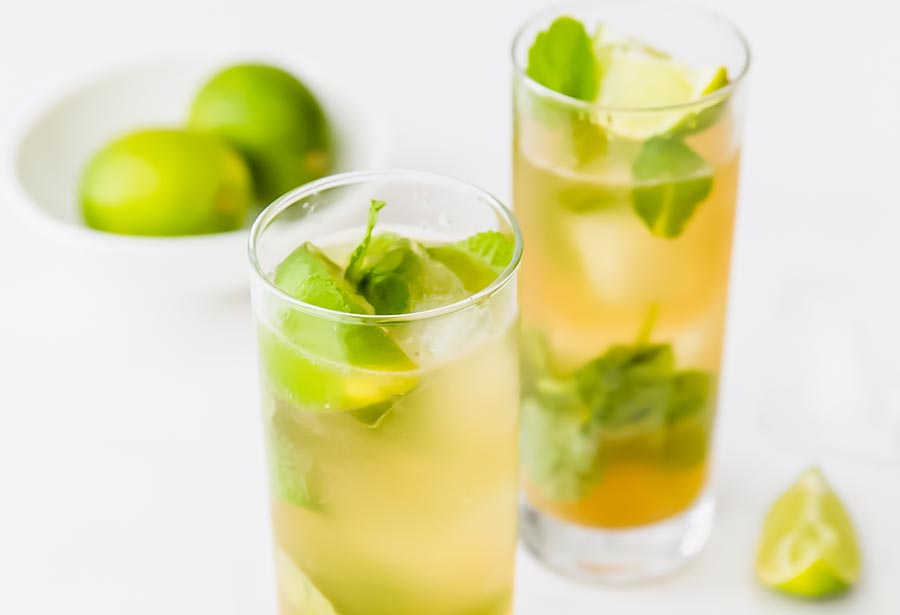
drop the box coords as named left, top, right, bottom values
left=2, top=57, right=388, bottom=298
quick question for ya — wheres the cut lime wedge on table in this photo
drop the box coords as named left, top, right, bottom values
left=593, top=25, right=729, bottom=139
left=756, top=468, right=861, bottom=599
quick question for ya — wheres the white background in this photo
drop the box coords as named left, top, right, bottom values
left=1, top=0, right=899, bottom=613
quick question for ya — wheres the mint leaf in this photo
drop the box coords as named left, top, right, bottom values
left=521, top=383, right=603, bottom=501
left=527, top=16, right=599, bottom=102
left=667, top=370, right=711, bottom=423
left=345, top=199, right=386, bottom=285
left=355, top=237, right=468, bottom=314
left=521, top=328, right=604, bottom=502
left=521, top=333, right=712, bottom=499
left=631, top=137, right=713, bottom=238
left=574, top=343, right=711, bottom=429
left=523, top=17, right=608, bottom=167
left=575, top=344, right=674, bottom=429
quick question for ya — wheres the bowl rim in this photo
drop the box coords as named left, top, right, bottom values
left=0, top=54, right=391, bottom=253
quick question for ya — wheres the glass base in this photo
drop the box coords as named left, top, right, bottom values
left=520, top=494, right=714, bottom=584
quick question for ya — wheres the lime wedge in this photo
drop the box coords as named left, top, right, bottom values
left=268, top=408, right=324, bottom=510
left=427, top=231, right=515, bottom=294
left=592, top=26, right=729, bottom=139
left=262, top=243, right=416, bottom=410
left=275, top=549, right=338, bottom=615
left=756, top=468, right=861, bottom=599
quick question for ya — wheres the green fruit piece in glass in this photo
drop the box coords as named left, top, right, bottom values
left=188, top=63, right=332, bottom=202
left=79, top=128, right=253, bottom=236
left=426, top=231, right=515, bottom=294
left=262, top=242, right=416, bottom=410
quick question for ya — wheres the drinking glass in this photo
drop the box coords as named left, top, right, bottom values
left=248, top=170, right=523, bottom=613
left=513, top=0, right=750, bottom=581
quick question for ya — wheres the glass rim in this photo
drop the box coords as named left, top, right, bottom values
left=511, top=0, right=752, bottom=114
left=248, top=169, right=524, bottom=325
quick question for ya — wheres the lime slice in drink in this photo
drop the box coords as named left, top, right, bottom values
left=275, top=549, right=338, bottom=615
left=756, top=468, right=861, bottom=598
left=262, top=243, right=416, bottom=410
left=592, top=26, right=729, bottom=139
left=427, top=231, right=515, bottom=294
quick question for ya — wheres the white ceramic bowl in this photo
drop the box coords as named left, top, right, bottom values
left=2, top=57, right=389, bottom=298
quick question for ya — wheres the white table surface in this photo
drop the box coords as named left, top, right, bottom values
left=1, top=0, right=899, bottom=613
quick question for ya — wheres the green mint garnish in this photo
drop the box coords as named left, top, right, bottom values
left=345, top=199, right=387, bottom=285
left=574, top=342, right=712, bottom=430
left=355, top=236, right=468, bottom=315
left=521, top=381, right=604, bottom=502
left=520, top=312, right=713, bottom=500
left=574, top=306, right=711, bottom=428
left=343, top=199, right=472, bottom=315
left=575, top=344, right=675, bottom=429
left=631, top=136, right=714, bottom=238
left=667, top=370, right=712, bottom=424
left=527, top=16, right=599, bottom=102
left=524, top=17, right=609, bottom=167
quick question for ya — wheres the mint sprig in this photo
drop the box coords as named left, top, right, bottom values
left=520, top=312, right=713, bottom=501
left=345, top=199, right=386, bottom=285
left=521, top=382, right=604, bottom=502
left=527, top=16, right=599, bottom=102
left=631, top=136, right=714, bottom=238
left=575, top=344, right=676, bottom=429
left=574, top=342, right=710, bottom=429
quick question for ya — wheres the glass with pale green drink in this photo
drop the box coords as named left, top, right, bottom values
left=249, top=171, right=522, bottom=614
left=513, top=0, right=749, bottom=581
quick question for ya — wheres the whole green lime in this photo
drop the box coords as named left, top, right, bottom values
left=80, top=129, right=253, bottom=236
left=188, top=64, right=331, bottom=202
